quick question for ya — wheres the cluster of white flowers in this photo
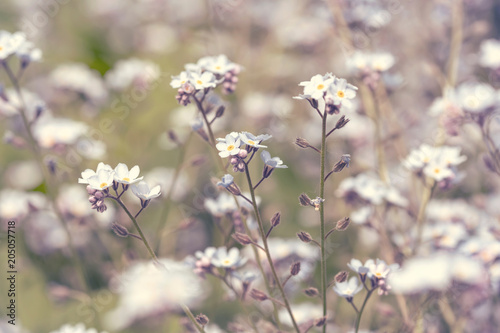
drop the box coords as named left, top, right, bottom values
left=336, top=173, right=408, bottom=207
left=186, top=246, right=247, bottom=277
left=0, top=30, right=42, bottom=64
left=294, top=73, right=358, bottom=114
left=347, top=51, right=395, bottom=75
left=105, top=57, right=161, bottom=91
left=106, top=259, right=206, bottom=331
left=171, top=54, right=241, bottom=105
left=403, top=144, right=467, bottom=182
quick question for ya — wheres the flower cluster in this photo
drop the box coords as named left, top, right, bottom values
left=171, top=55, right=241, bottom=105
left=186, top=246, right=247, bottom=278
left=0, top=30, right=42, bottom=66
left=294, top=73, right=358, bottom=114
left=78, top=162, right=160, bottom=211
left=403, top=144, right=467, bottom=184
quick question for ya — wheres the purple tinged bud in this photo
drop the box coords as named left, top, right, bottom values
left=238, top=149, right=248, bottom=158
left=270, top=212, right=281, bottom=227
left=111, top=223, right=129, bottom=237
left=94, top=191, right=104, bottom=199
left=215, top=105, right=225, bottom=118
left=89, top=196, right=97, bottom=204
left=315, top=317, right=327, bottom=327
left=335, top=271, right=349, bottom=283
left=304, top=287, right=319, bottom=297
left=299, top=193, right=312, bottom=207
left=230, top=157, right=239, bottom=165
left=250, top=289, right=268, bottom=301
left=297, top=231, right=313, bottom=243
left=195, top=314, right=209, bottom=327
left=290, top=262, right=301, bottom=276
left=86, top=185, right=97, bottom=195
left=336, top=217, right=350, bottom=231
left=232, top=232, right=253, bottom=246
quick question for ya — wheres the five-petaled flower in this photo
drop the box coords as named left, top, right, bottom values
left=216, top=134, right=241, bottom=158
left=113, top=163, right=143, bottom=185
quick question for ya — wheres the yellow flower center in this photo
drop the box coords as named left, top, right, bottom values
left=123, top=177, right=130, bottom=182
left=100, top=182, right=108, bottom=188
left=196, top=80, right=203, bottom=85
left=317, top=84, right=325, bottom=90
left=223, top=259, right=231, bottom=265
left=337, top=91, right=345, bottom=98
left=248, top=140, right=255, bottom=145
left=227, top=144, right=235, bottom=151
left=215, top=65, right=221, bottom=70
left=0, top=46, right=3, bottom=51
left=375, top=272, right=382, bottom=277
left=181, top=80, right=186, bottom=84
left=434, top=168, right=440, bottom=174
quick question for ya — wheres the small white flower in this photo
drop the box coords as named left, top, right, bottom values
left=33, top=117, right=88, bottom=149
left=87, top=169, right=115, bottom=191
left=131, top=181, right=161, bottom=200
left=456, top=82, right=496, bottom=113
left=216, top=133, right=241, bottom=158
left=106, top=58, right=160, bottom=91
left=333, top=276, right=363, bottom=299
left=0, top=31, right=26, bottom=60
left=170, top=71, right=192, bottom=89
left=190, top=71, right=217, bottom=90
left=423, top=163, right=455, bottom=182
left=201, top=54, right=238, bottom=75
left=296, top=73, right=334, bottom=100
left=49, top=323, right=107, bottom=333
left=328, top=77, right=358, bottom=109
left=479, top=39, right=500, bottom=69
left=347, top=258, right=371, bottom=274
left=211, top=247, right=247, bottom=269
left=78, top=162, right=113, bottom=184
left=239, top=131, right=270, bottom=148
left=113, top=163, right=143, bottom=185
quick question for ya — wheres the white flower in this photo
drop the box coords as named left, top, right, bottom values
left=105, top=259, right=206, bottom=331
left=0, top=31, right=26, bottom=60
left=32, top=117, right=88, bottom=149
left=211, top=247, right=247, bottom=268
left=296, top=73, right=334, bottom=100
left=347, top=258, right=371, bottom=274
left=366, top=259, right=395, bottom=280
left=0, top=88, right=46, bottom=120
left=131, top=181, right=161, bottom=200
left=113, top=163, right=143, bottom=185
left=239, top=131, right=271, bottom=148
left=479, top=39, right=500, bottom=69
left=78, top=162, right=113, bottom=184
left=328, top=77, right=358, bottom=109
left=347, top=51, right=395, bottom=74
left=456, top=82, right=496, bottom=113
left=260, top=150, right=288, bottom=169
left=333, top=277, right=363, bottom=299
left=423, top=162, right=455, bottom=181
left=106, top=58, right=160, bottom=91
left=200, top=54, right=239, bottom=75
left=204, top=192, right=238, bottom=217
left=16, top=40, right=42, bottom=64
left=49, top=323, right=107, bottom=333
left=87, top=169, right=115, bottom=191
left=170, top=71, right=192, bottom=88
left=216, top=133, right=241, bottom=157
left=190, top=71, right=217, bottom=90
left=370, top=52, right=395, bottom=72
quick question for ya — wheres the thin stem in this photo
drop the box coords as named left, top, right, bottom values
left=326, top=127, right=337, bottom=138
left=349, top=300, right=360, bottom=313
left=414, top=179, right=435, bottom=252
left=111, top=197, right=159, bottom=262
left=181, top=304, right=206, bottom=333
left=355, top=290, right=374, bottom=333
left=134, top=207, right=144, bottom=219
left=447, top=0, right=463, bottom=87
left=265, top=226, right=274, bottom=239
left=319, top=110, right=328, bottom=333
left=253, top=176, right=265, bottom=190
left=324, top=170, right=334, bottom=182
left=244, top=164, right=300, bottom=333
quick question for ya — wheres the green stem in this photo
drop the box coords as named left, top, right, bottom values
left=355, top=289, right=374, bottom=333
left=319, top=110, right=328, bottom=333
left=244, top=164, right=300, bottom=333
left=113, top=198, right=159, bottom=262
left=181, top=304, right=206, bottom=333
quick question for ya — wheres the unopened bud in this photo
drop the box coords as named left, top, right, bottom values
left=111, top=223, right=129, bottom=237
left=332, top=154, right=351, bottom=172
left=238, top=149, right=248, bottom=159
left=195, top=314, right=209, bottom=326
left=299, top=193, right=312, bottom=207
left=297, top=231, right=313, bottom=243
left=336, top=217, right=350, bottom=231
left=290, top=262, right=301, bottom=276
left=232, top=232, right=253, bottom=246
left=270, top=212, right=281, bottom=227
left=335, top=271, right=349, bottom=283
left=295, top=137, right=311, bottom=149
left=335, top=115, right=350, bottom=129
left=314, top=316, right=327, bottom=327
left=215, top=105, right=225, bottom=118
left=304, top=287, right=319, bottom=297
left=250, top=289, right=268, bottom=301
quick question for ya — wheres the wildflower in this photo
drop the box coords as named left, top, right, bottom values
left=336, top=217, right=350, bottom=231
left=78, top=162, right=113, bottom=184
left=332, top=154, right=351, bottom=172
left=170, top=71, right=192, bottom=88
left=190, top=71, right=217, bottom=90
left=347, top=259, right=371, bottom=276
left=216, top=133, right=241, bottom=158
left=232, top=232, right=253, bottom=246
left=113, top=163, right=143, bottom=185
left=239, top=131, right=271, bottom=149
left=456, top=82, right=496, bottom=113
left=33, top=117, right=88, bottom=149
left=49, top=323, right=108, bottom=333
left=87, top=169, right=115, bottom=191
left=200, top=54, right=239, bottom=75
left=479, top=39, right=500, bottom=69
left=295, top=73, right=334, bottom=100
left=211, top=247, right=247, bottom=269
left=16, top=40, right=42, bottom=67
left=335, top=271, right=349, bottom=283
left=106, top=58, right=160, bottom=91
left=217, top=174, right=241, bottom=196
left=0, top=31, right=26, bottom=61
left=333, top=277, right=363, bottom=300
left=250, top=289, right=268, bottom=301
left=290, top=262, right=301, bottom=276
left=261, top=150, right=287, bottom=178
left=304, top=287, right=319, bottom=297
left=310, top=197, right=325, bottom=211
left=326, top=77, right=358, bottom=111
left=131, top=181, right=161, bottom=207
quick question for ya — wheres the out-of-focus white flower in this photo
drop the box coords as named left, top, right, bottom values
left=113, top=163, right=143, bottom=185
left=350, top=206, right=374, bottom=225
left=204, top=192, right=238, bottom=217
left=456, top=82, right=496, bottom=113
left=278, top=303, right=323, bottom=327
left=479, top=39, right=500, bottom=69
left=49, top=323, right=107, bottom=333
left=0, top=189, right=35, bottom=220
left=87, top=169, right=115, bottom=191
left=190, top=71, right=217, bottom=90
left=50, top=63, right=108, bottom=106
left=4, top=160, right=43, bottom=190
left=347, top=51, right=395, bottom=74
left=131, top=181, right=161, bottom=201
left=105, top=259, right=206, bottom=331
left=24, top=210, right=74, bottom=255
left=347, top=258, right=371, bottom=275
left=198, top=54, right=239, bottom=75
left=33, top=117, right=88, bottom=149
left=0, top=88, right=47, bottom=120
left=170, top=71, right=192, bottom=89
left=76, top=138, right=107, bottom=160
left=16, top=40, right=42, bottom=64
left=333, top=276, right=363, bottom=299
left=211, top=247, right=247, bottom=269
left=105, top=58, right=160, bottom=91
left=336, top=173, right=408, bottom=207
left=0, top=31, right=26, bottom=60
left=144, top=167, right=190, bottom=202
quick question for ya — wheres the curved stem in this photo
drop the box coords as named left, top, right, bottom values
left=112, top=197, right=159, bottom=262
left=182, top=304, right=206, bottom=333
left=355, top=290, right=374, bottom=333
left=319, top=111, right=328, bottom=333
left=244, top=164, right=300, bottom=333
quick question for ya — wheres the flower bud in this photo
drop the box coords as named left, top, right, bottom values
left=232, top=232, right=253, bottom=246
left=335, top=271, right=349, bottom=283
left=332, top=154, right=351, bottom=172
left=295, top=137, right=311, bottom=149
left=304, top=287, right=319, bottom=297
left=196, top=314, right=209, bottom=326
left=290, top=262, right=301, bottom=276
left=270, top=212, right=281, bottom=227
left=250, top=289, right=268, bottom=301
left=336, top=217, right=350, bottom=231
left=297, top=231, right=313, bottom=243
left=215, top=105, right=225, bottom=118
left=298, top=193, right=312, bottom=207
left=238, top=149, right=248, bottom=159
left=111, top=223, right=129, bottom=237
left=314, top=316, right=327, bottom=327
left=335, top=115, right=350, bottom=129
